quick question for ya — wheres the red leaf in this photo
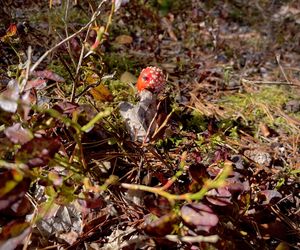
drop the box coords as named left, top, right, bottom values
left=227, top=174, right=250, bottom=193
left=6, top=24, right=17, bottom=37
left=24, top=78, right=47, bottom=91
left=15, top=137, right=61, bottom=168
left=31, top=70, right=65, bottom=82
left=53, top=101, right=79, bottom=114
left=189, top=163, right=208, bottom=185
left=258, top=190, right=282, bottom=205
left=144, top=195, right=171, bottom=217
left=206, top=187, right=232, bottom=206
left=1, top=23, right=17, bottom=42
left=181, top=203, right=219, bottom=232
left=4, top=123, right=33, bottom=145
left=78, top=192, right=105, bottom=209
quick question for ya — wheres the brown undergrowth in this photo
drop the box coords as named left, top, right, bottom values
left=0, top=0, right=299, bottom=249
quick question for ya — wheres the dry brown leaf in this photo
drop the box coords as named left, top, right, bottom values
left=259, top=123, right=271, bottom=137
left=115, top=35, right=133, bottom=44
left=90, top=84, right=113, bottom=102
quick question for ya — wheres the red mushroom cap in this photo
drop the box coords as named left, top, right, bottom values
left=136, top=67, right=166, bottom=93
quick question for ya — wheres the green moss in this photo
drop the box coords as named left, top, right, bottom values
left=229, top=126, right=239, bottom=139
left=29, top=5, right=88, bottom=28
left=108, top=79, right=135, bottom=103
left=218, top=119, right=234, bottom=131
left=220, top=86, right=300, bottom=133
left=228, top=7, right=245, bottom=24
left=221, top=86, right=289, bottom=116
left=48, top=59, right=71, bottom=81
left=187, top=110, right=208, bottom=132
left=209, top=133, right=224, bottom=147
left=103, top=53, right=139, bottom=73
left=47, top=59, right=73, bottom=97
left=135, top=0, right=191, bottom=16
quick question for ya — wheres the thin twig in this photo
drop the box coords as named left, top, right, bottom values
left=121, top=162, right=232, bottom=203
left=57, top=54, right=76, bottom=82
left=64, top=0, right=70, bottom=22
left=276, top=54, right=292, bottom=85
left=63, top=0, right=77, bottom=69
left=165, top=234, right=219, bottom=243
left=152, top=109, right=174, bottom=139
left=242, top=79, right=287, bottom=85
left=143, top=98, right=161, bottom=144
left=241, top=78, right=300, bottom=87
left=20, top=46, right=32, bottom=93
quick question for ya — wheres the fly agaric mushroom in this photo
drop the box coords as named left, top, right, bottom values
left=136, top=66, right=166, bottom=93
left=119, top=67, right=166, bottom=142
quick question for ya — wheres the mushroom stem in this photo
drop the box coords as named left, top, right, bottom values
left=119, top=90, right=157, bottom=142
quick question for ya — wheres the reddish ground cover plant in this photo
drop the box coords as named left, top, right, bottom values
left=0, top=0, right=299, bottom=249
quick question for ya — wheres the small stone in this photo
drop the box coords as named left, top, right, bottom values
left=285, top=100, right=300, bottom=113
left=244, top=149, right=272, bottom=167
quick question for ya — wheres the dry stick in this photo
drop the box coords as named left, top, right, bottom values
left=142, top=99, right=161, bottom=144
left=64, top=0, right=70, bottom=20
left=104, top=0, right=115, bottom=35
left=165, top=235, right=219, bottom=244
left=152, top=109, right=174, bottom=138
left=146, top=145, right=172, bottom=170
left=20, top=46, right=32, bottom=93
left=22, top=192, right=38, bottom=250
left=270, top=205, right=298, bottom=232
left=241, top=79, right=300, bottom=87
left=29, top=0, right=108, bottom=74
left=71, top=20, right=96, bottom=101
left=63, top=0, right=77, bottom=69
left=276, top=54, right=292, bottom=85
left=242, top=79, right=287, bottom=85
left=57, top=54, right=76, bottom=83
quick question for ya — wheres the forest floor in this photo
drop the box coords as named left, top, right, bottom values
left=0, top=0, right=299, bottom=249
